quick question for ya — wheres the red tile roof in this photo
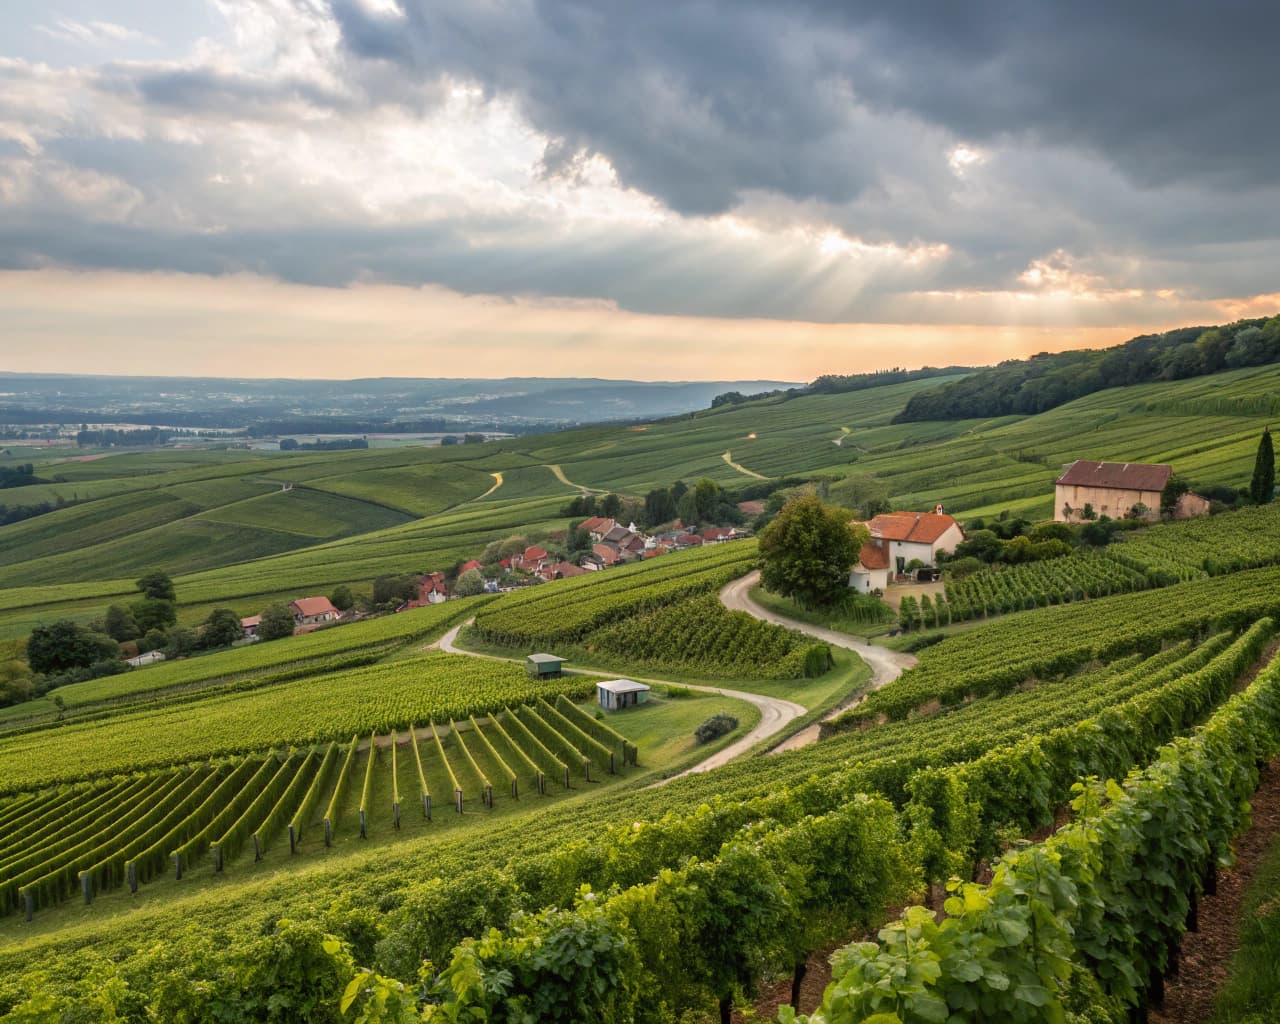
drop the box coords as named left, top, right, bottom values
left=240, top=615, right=261, bottom=628
left=291, top=596, right=339, bottom=618
left=856, top=540, right=891, bottom=571
left=459, top=559, right=483, bottom=574
left=592, top=543, right=620, bottom=564
left=579, top=516, right=613, bottom=533
left=864, top=512, right=960, bottom=545
left=700, top=527, right=732, bottom=541
left=524, top=545, right=549, bottom=562
left=1055, top=460, right=1172, bottom=492
left=552, top=561, right=587, bottom=577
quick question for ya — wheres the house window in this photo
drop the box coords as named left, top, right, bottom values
left=896, top=556, right=905, bottom=573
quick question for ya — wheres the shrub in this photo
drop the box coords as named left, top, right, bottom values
left=946, top=556, right=985, bottom=579
left=694, top=713, right=738, bottom=744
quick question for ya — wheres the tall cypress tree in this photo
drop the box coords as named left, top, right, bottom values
left=1250, top=427, right=1275, bottom=504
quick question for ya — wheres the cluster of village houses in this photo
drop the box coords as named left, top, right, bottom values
left=236, top=509, right=757, bottom=638
left=399, top=514, right=756, bottom=609
left=237, top=460, right=1211, bottom=639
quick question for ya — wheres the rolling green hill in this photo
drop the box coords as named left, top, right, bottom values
left=0, top=362, right=1275, bottom=641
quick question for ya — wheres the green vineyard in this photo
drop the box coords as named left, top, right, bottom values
left=470, top=541, right=759, bottom=647
left=937, top=501, right=1280, bottom=626
left=589, top=593, right=831, bottom=679
left=941, top=550, right=1149, bottom=622
left=0, top=702, right=640, bottom=919
left=0, top=652, right=599, bottom=792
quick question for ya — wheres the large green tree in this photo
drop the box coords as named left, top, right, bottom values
left=453, top=568, right=485, bottom=597
left=1250, top=427, right=1275, bottom=504
left=26, top=620, right=120, bottom=675
left=131, top=597, right=178, bottom=633
left=257, top=602, right=296, bottom=642
left=135, top=571, right=176, bottom=601
left=202, top=608, right=245, bottom=649
left=758, top=496, right=868, bottom=609
left=103, top=604, right=140, bottom=642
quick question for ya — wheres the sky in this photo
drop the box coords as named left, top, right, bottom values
left=1, top=1, right=1278, bottom=381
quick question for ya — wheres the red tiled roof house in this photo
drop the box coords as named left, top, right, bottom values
left=861, top=511, right=964, bottom=574
left=1054, top=461, right=1171, bottom=523
left=290, top=596, right=340, bottom=627
left=848, top=539, right=892, bottom=594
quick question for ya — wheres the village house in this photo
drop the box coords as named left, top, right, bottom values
left=1174, top=491, right=1211, bottom=519
left=512, top=545, right=551, bottom=573
left=861, top=510, right=965, bottom=573
left=458, top=559, right=483, bottom=575
left=848, top=539, right=892, bottom=594
left=579, top=517, right=617, bottom=542
left=589, top=543, right=621, bottom=568
left=406, top=572, right=448, bottom=607
left=240, top=615, right=261, bottom=640
left=290, top=596, right=341, bottom=627
left=1055, top=461, right=1171, bottom=523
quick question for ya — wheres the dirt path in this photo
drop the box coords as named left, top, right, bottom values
left=476, top=472, right=503, bottom=499
left=719, top=571, right=916, bottom=752
left=433, top=621, right=807, bottom=782
left=543, top=463, right=603, bottom=493
left=1151, top=756, right=1280, bottom=1024
left=721, top=450, right=768, bottom=480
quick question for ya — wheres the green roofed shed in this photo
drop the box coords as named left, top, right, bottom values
left=526, top=653, right=567, bottom=678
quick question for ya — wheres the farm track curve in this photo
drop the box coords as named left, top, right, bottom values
left=429, top=567, right=912, bottom=776
left=719, top=570, right=916, bottom=752
left=432, top=621, right=807, bottom=782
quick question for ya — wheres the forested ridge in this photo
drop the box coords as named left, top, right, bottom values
left=894, top=315, right=1280, bottom=422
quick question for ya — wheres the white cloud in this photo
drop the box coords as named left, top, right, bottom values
left=36, top=19, right=160, bottom=48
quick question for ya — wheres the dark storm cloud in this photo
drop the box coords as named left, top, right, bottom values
left=329, top=0, right=1280, bottom=214
left=2, top=0, right=1278, bottom=323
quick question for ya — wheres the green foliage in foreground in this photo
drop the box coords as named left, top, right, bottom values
left=791, top=641, right=1280, bottom=1023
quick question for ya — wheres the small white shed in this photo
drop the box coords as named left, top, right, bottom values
left=596, top=679, right=650, bottom=711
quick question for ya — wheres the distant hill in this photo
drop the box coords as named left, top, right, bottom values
left=894, top=315, right=1280, bottom=422
left=0, top=374, right=800, bottom=431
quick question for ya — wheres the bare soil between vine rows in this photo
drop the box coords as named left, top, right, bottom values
left=1151, top=755, right=1280, bottom=1024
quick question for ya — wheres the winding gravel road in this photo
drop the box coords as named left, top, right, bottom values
left=432, top=571, right=914, bottom=777
left=719, top=571, right=917, bottom=752
left=434, top=621, right=806, bottom=781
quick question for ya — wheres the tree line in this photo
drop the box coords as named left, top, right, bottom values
left=893, top=315, right=1280, bottom=422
